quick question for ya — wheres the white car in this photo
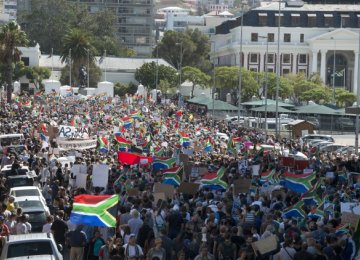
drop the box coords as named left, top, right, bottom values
left=216, top=132, right=229, bottom=142
left=1, top=165, right=30, bottom=177
left=10, top=186, right=47, bottom=205
left=14, top=196, right=50, bottom=216
left=0, top=233, right=63, bottom=260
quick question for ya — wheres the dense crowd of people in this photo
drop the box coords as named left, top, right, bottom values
left=0, top=92, right=359, bottom=260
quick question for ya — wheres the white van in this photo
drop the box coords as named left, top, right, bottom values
left=0, top=134, right=24, bottom=147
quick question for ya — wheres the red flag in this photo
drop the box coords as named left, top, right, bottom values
left=117, top=152, right=153, bottom=165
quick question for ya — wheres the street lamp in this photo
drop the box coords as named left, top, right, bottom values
left=176, top=42, right=183, bottom=106
left=331, top=37, right=336, bottom=103
left=211, top=41, right=216, bottom=127
left=259, top=35, right=269, bottom=138
left=237, top=2, right=245, bottom=122
left=155, top=41, right=159, bottom=103
left=87, top=48, right=90, bottom=88
left=69, top=48, right=72, bottom=87
left=355, top=30, right=360, bottom=153
left=275, top=0, right=283, bottom=138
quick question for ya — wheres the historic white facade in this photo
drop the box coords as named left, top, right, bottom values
left=211, top=2, right=360, bottom=94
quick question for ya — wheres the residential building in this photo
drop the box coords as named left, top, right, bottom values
left=211, top=1, right=360, bottom=94
left=197, top=0, right=235, bottom=12
left=13, top=45, right=173, bottom=92
left=3, top=0, right=17, bottom=20
left=73, top=0, right=155, bottom=57
left=156, top=6, right=234, bottom=36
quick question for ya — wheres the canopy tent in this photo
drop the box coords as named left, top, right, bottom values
left=187, top=97, right=238, bottom=111
left=250, top=104, right=292, bottom=113
left=241, top=99, right=295, bottom=107
left=294, top=104, right=341, bottom=115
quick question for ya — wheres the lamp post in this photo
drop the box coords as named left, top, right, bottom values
left=155, top=41, right=159, bottom=103
left=275, top=0, right=282, bottom=138
left=259, top=35, right=269, bottom=138
left=87, top=48, right=90, bottom=88
left=69, top=48, right=72, bottom=87
left=176, top=42, right=183, bottom=107
left=211, top=41, right=216, bottom=127
left=356, top=30, right=360, bottom=153
left=331, top=37, right=336, bottom=102
left=237, top=2, right=244, bottom=122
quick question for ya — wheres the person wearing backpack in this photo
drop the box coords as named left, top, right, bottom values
left=123, top=234, right=144, bottom=260
left=218, top=233, right=237, bottom=260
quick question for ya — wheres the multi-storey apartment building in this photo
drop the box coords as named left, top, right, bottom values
left=73, top=0, right=155, bottom=57
left=2, top=0, right=16, bottom=20
left=211, top=1, right=360, bottom=94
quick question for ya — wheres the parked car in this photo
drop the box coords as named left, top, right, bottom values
left=0, top=233, right=63, bottom=259
left=304, top=116, right=320, bottom=129
left=10, top=186, right=46, bottom=205
left=1, top=165, right=30, bottom=177
left=335, top=117, right=354, bottom=130
left=301, top=134, right=335, bottom=143
left=319, top=144, right=346, bottom=153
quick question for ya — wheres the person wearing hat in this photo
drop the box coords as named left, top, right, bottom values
left=123, top=233, right=143, bottom=260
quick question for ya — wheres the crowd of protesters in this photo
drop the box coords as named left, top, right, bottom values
left=0, top=91, right=358, bottom=260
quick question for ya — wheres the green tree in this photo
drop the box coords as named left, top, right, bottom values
left=214, top=67, right=259, bottom=102
left=114, top=82, right=137, bottom=96
left=181, top=66, right=210, bottom=98
left=135, top=62, right=177, bottom=89
left=154, top=29, right=211, bottom=72
left=265, top=72, right=293, bottom=99
left=0, top=21, right=29, bottom=102
left=300, top=86, right=332, bottom=104
left=18, top=0, right=131, bottom=56
left=60, top=28, right=100, bottom=87
left=335, top=88, right=356, bottom=107
left=25, top=66, right=51, bottom=90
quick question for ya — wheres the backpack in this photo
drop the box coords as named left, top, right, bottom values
left=220, top=241, right=235, bottom=260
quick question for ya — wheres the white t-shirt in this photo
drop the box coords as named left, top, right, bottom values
left=16, top=223, right=28, bottom=234
left=42, top=223, right=52, bottom=233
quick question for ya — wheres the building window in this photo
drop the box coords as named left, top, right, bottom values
left=341, top=15, right=350, bottom=27
left=300, top=34, right=304, bottom=43
left=268, top=33, right=274, bottom=42
left=282, top=68, right=291, bottom=75
left=291, top=14, right=300, bottom=26
left=308, top=14, right=316, bottom=27
left=324, top=14, right=333, bottom=27
left=251, top=33, right=258, bottom=42
left=267, top=53, right=275, bottom=64
left=258, top=13, right=267, bottom=26
left=284, top=33, right=291, bottom=43
left=21, top=57, right=29, bottom=66
left=266, top=67, right=274, bottom=73
left=282, top=54, right=291, bottom=64
left=357, top=15, right=360, bottom=28
left=298, top=54, right=307, bottom=64
left=249, top=53, right=259, bottom=64
left=275, top=14, right=283, bottom=26
left=298, top=68, right=307, bottom=76
left=249, top=67, right=258, bottom=72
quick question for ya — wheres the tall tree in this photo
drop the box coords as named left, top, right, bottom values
left=135, top=62, right=178, bottom=89
left=60, top=28, right=99, bottom=87
left=0, top=21, right=29, bottom=102
left=181, top=66, right=210, bottom=98
left=154, top=29, right=211, bottom=72
left=25, top=66, right=51, bottom=90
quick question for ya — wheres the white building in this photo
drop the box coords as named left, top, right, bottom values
left=211, top=2, right=360, bottom=94
left=15, top=45, right=174, bottom=92
left=3, top=0, right=16, bottom=20
left=157, top=6, right=234, bottom=35
left=197, top=0, right=235, bottom=12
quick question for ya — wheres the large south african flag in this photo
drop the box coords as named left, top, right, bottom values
left=70, top=194, right=119, bottom=227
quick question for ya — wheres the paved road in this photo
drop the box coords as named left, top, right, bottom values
left=332, top=134, right=358, bottom=146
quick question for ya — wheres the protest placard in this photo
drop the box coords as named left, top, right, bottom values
left=92, top=164, right=109, bottom=188
left=127, top=188, right=139, bottom=197
left=154, top=193, right=166, bottom=204
left=234, top=179, right=252, bottom=194
left=154, top=183, right=174, bottom=199
left=178, top=182, right=200, bottom=195
left=252, top=235, right=278, bottom=256
left=341, top=212, right=360, bottom=229
left=76, top=173, right=87, bottom=189
left=179, top=154, right=189, bottom=163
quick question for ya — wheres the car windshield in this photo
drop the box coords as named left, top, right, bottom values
left=16, top=200, right=42, bottom=208
left=27, top=212, right=46, bottom=223
left=8, top=177, right=33, bottom=187
left=7, top=241, right=53, bottom=258
left=13, top=189, right=39, bottom=197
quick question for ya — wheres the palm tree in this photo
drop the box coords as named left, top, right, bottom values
left=60, top=28, right=97, bottom=87
left=0, top=21, right=28, bottom=102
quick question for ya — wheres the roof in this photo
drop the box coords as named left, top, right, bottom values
left=256, top=2, right=360, bottom=12
left=10, top=186, right=38, bottom=191
left=218, top=11, right=234, bottom=16
left=187, top=97, right=238, bottom=110
left=8, top=233, right=52, bottom=242
left=241, top=99, right=295, bottom=107
left=294, top=104, right=341, bottom=115
left=39, top=55, right=174, bottom=71
left=250, top=104, right=292, bottom=113
left=287, top=120, right=313, bottom=126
